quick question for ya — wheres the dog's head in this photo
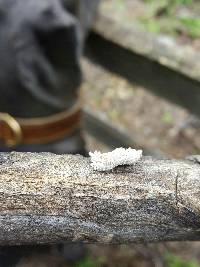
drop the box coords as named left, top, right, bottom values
left=0, top=0, right=81, bottom=116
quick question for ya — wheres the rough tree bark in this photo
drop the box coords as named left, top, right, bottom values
left=0, top=152, right=200, bottom=246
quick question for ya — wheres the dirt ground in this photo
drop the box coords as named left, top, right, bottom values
left=82, top=59, right=200, bottom=158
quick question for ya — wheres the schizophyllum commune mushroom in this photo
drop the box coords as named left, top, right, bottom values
left=89, top=147, right=143, bottom=171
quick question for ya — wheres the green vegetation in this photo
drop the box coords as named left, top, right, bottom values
left=165, top=252, right=199, bottom=267
left=73, top=252, right=200, bottom=267
left=179, top=17, right=200, bottom=38
left=116, top=0, right=125, bottom=11
left=144, top=0, right=193, bottom=3
left=162, top=111, right=173, bottom=124
left=138, top=0, right=200, bottom=38
left=103, top=0, right=200, bottom=39
left=74, top=255, right=106, bottom=267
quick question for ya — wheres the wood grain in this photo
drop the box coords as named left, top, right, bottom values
left=0, top=152, right=200, bottom=245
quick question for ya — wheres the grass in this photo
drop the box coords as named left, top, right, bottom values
left=74, top=255, right=106, bottom=267
left=138, top=0, right=200, bottom=38
left=162, top=111, right=174, bottom=124
left=103, top=0, right=200, bottom=39
left=73, top=252, right=200, bottom=267
left=116, top=0, right=125, bottom=12
left=179, top=17, right=200, bottom=38
left=165, top=252, right=200, bottom=267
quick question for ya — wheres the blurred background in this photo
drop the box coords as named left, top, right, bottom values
left=80, top=0, right=200, bottom=266
left=0, top=0, right=200, bottom=266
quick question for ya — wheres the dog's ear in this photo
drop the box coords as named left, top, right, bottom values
left=15, top=31, right=63, bottom=109
left=29, top=0, right=81, bottom=70
left=14, top=0, right=81, bottom=109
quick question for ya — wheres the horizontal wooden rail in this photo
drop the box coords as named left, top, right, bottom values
left=93, top=13, right=200, bottom=82
left=0, top=152, right=200, bottom=245
left=85, top=15, right=200, bottom=117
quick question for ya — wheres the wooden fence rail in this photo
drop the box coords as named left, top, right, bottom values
left=0, top=152, right=200, bottom=246
left=85, top=14, right=200, bottom=117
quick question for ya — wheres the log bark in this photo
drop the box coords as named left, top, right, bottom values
left=0, top=152, right=200, bottom=245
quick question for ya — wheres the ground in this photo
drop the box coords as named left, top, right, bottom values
left=82, top=59, right=200, bottom=158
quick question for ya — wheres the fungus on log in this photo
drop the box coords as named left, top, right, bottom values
left=0, top=152, right=200, bottom=246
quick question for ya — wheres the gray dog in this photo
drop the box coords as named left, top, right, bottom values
left=0, top=0, right=99, bottom=154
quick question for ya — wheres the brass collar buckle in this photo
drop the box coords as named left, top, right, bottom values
left=0, top=113, right=22, bottom=147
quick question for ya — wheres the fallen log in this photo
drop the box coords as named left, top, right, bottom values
left=0, top=152, right=200, bottom=246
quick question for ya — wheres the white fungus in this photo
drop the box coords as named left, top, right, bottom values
left=89, top=147, right=143, bottom=171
